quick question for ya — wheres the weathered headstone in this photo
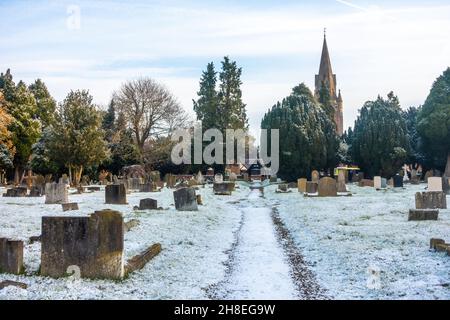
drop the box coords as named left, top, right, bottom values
left=374, top=176, right=382, bottom=189
left=424, top=170, right=434, bottom=182
left=410, top=169, right=420, bottom=184
left=415, top=192, right=447, bottom=209
left=45, top=182, right=68, bottom=204
left=138, top=198, right=157, bottom=210
left=430, top=238, right=446, bottom=250
left=62, top=203, right=79, bottom=212
left=0, top=238, right=23, bottom=275
left=359, top=179, right=374, bottom=187
left=318, top=177, right=338, bottom=197
left=306, top=182, right=318, bottom=194
left=173, top=188, right=198, bottom=211
left=311, top=170, right=320, bottom=183
left=278, top=184, right=288, bottom=192
left=139, top=182, right=157, bottom=192
left=29, top=185, right=43, bottom=197
left=213, top=182, right=235, bottom=195
left=337, top=171, right=347, bottom=192
left=41, top=210, right=124, bottom=279
left=408, top=209, right=439, bottom=221
left=105, top=184, right=127, bottom=205
left=381, top=178, right=387, bottom=189
left=3, top=187, right=28, bottom=197
left=393, top=175, right=404, bottom=188
left=297, top=178, right=307, bottom=193
left=128, top=177, right=142, bottom=191
left=428, top=177, right=443, bottom=192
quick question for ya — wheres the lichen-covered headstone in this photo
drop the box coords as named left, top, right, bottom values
left=415, top=191, right=447, bottom=209
left=41, top=210, right=124, bottom=279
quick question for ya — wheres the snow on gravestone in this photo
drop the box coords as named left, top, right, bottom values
left=45, top=182, right=68, bottom=204
left=105, top=184, right=127, bottom=205
left=318, top=177, right=338, bottom=197
left=337, top=172, right=347, bottom=193
left=40, top=210, right=124, bottom=279
left=374, top=176, right=382, bottom=189
left=173, top=187, right=198, bottom=211
left=428, top=177, right=443, bottom=192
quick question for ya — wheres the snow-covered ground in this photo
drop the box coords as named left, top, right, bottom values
left=266, top=183, right=450, bottom=300
left=0, top=182, right=449, bottom=300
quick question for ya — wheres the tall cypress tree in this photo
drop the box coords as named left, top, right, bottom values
left=193, top=62, right=218, bottom=131
left=218, top=56, right=248, bottom=131
left=29, top=79, right=56, bottom=128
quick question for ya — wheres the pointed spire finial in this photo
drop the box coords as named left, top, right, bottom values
left=324, top=27, right=327, bottom=38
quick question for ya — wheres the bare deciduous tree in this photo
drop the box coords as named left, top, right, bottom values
left=113, top=77, right=188, bottom=157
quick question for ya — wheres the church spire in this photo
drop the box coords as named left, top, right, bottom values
left=317, top=31, right=335, bottom=95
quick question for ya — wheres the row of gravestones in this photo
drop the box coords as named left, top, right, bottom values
left=295, top=176, right=348, bottom=197
left=359, top=175, right=404, bottom=189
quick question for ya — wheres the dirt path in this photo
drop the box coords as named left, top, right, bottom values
left=209, top=188, right=324, bottom=299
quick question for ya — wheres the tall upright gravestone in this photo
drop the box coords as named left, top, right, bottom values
left=311, top=170, right=320, bottom=183
left=41, top=210, right=124, bottom=279
left=337, top=172, right=347, bottom=192
left=297, top=178, right=307, bottom=193
left=0, top=238, right=24, bottom=275
left=173, top=187, right=198, bottom=211
left=318, top=177, right=337, bottom=197
left=45, top=182, right=68, bottom=204
left=105, top=184, right=127, bottom=205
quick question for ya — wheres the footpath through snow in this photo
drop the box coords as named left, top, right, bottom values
left=212, top=189, right=298, bottom=299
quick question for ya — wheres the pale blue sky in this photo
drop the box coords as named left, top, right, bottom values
left=1, top=0, right=450, bottom=134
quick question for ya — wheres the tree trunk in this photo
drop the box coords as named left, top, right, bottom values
left=68, top=165, right=73, bottom=186
left=445, top=152, right=450, bottom=177
left=14, top=166, right=21, bottom=186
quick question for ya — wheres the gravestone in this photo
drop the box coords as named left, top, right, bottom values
left=138, top=198, right=157, bottom=210
left=62, top=203, right=79, bottom=212
left=278, top=184, right=288, bottom=192
left=41, top=210, right=124, bottom=279
left=105, top=184, right=127, bottom=205
left=424, top=170, right=434, bottom=182
left=393, top=175, right=404, bottom=188
left=374, top=176, right=382, bottom=189
left=410, top=169, right=420, bottom=184
left=337, top=171, right=347, bottom=192
left=359, top=179, right=374, bottom=187
left=173, top=188, right=198, bottom=211
left=306, top=182, right=318, bottom=194
left=0, top=238, right=23, bottom=275
left=45, top=182, right=68, bottom=204
left=29, top=185, right=43, bottom=197
left=388, top=178, right=394, bottom=187
left=381, top=178, right=387, bottom=189
left=318, top=177, right=338, bottom=197
left=297, top=178, right=307, bottom=193
left=415, top=192, right=447, bottom=209
left=213, top=182, right=235, bottom=195
left=311, top=170, right=320, bottom=183
left=269, top=176, right=277, bottom=183
left=408, top=209, right=439, bottom=221
left=196, top=171, right=204, bottom=184
left=214, top=174, right=223, bottom=183
left=139, top=182, right=157, bottom=192
left=428, top=177, right=443, bottom=192
left=166, top=174, right=177, bottom=188
left=128, top=177, right=142, bottom=191
left=3, top=187, right=28, bottom=197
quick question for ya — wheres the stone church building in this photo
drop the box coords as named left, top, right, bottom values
left=314, top=33, right=344, bottom=136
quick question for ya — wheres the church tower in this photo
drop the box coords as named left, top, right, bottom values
left=314, top=31, right=344, bottom=136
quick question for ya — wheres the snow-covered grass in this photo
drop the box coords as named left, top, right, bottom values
left=266, top=183, right=450, bottom=300
left=1, top=182, right=449, bottom=300
left=0, top=185, right=244, bottom=300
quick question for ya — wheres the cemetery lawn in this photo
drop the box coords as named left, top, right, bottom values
left=0, top=183, right=449, bottom=300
